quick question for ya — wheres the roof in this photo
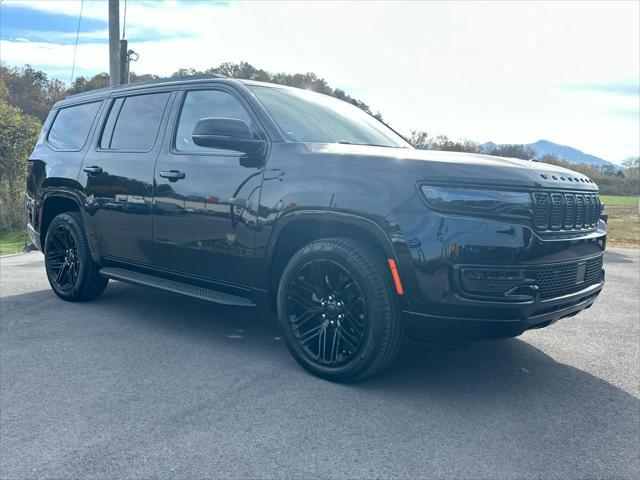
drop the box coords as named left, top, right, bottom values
left=56, top=75, right=300, bottom=109
left=58, top=74, right=230, bottom=106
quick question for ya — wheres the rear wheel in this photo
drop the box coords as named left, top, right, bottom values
left=277, top=237, right=403, bottom=382
left=44, top=212, right=108, bottom=301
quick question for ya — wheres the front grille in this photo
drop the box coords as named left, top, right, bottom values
left=532, top=191, right=601, bottom=233
left=536, top=255, right=603, bottom=300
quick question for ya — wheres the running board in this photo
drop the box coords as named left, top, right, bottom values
left=99, top=267, right=256, bottom=307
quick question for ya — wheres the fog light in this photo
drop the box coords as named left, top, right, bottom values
left=460, top=267, right=533, bottom=298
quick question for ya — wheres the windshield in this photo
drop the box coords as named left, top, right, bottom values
left=250, top=85, right=411, bottom=148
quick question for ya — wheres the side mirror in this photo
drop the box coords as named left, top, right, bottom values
left=192, top=118, right=266, bottom=159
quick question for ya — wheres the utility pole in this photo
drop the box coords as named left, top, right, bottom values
left=108, top=0, right=120, bottom=86
left=119, top=39, right=128, bottom=84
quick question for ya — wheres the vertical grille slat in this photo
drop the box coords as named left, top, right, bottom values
left=584, top=195, right=593, bottom=228
left=591, top=195, right=601, bottom=227
left=533, top=193, right=550, bottom=230
left=532, top=190, right=600, bottom=233
left=575, top=194, right=585, bottom=229
left=550, top=193, right=564, bottom=230
left=563, top=194, right=576, bottom=229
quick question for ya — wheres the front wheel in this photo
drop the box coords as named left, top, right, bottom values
left=277, top=237, right=404, bottom=382
left=44, top=212, right=108, bottom=301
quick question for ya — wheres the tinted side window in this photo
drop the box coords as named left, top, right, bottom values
left=106, top=92, right=170, bottom=151
left=99, top=98, right=124, bottom=149
left=48, top=101, right=101, bottom=150
left=175, top=90, right=253, bottom=152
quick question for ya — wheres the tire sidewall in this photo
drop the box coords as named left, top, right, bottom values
left=277, top=240, right=394, bottom=381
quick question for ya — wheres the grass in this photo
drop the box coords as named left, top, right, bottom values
left=0, top=229, right=29, bottom=256
left=601, top=195, right=639, bottom=207
left=601, top=195, right=639, bottom=248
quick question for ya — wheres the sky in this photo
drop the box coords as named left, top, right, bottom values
left=0, top=0, right=638, bottom=164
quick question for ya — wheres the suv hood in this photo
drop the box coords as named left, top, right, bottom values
left=303, top=143, right=598, bottom=191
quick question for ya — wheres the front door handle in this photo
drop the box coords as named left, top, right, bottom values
left=159, top=170, right=186, bottom=182
left=83, top=166, right=103, bottom=175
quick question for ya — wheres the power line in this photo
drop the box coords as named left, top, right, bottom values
left=69, top=0, right=84, bottom=85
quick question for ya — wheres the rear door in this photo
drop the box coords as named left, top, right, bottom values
left=80, top=89, right=174, bottom=265
left=153, top=85, right=266, bottom=286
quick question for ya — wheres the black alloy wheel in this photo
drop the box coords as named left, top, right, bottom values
left=277, top=237, right=404, bottom=382
left=286, top=258, right=367, bottom=366
left=44, top=212, right=108, bottom=301
left=46, top=223, right=81, bottom=291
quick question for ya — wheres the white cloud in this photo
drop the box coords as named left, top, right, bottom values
left=2, top=0, right=638, bottom=162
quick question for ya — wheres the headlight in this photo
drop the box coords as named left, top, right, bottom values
left=420, top=185, right=532, bottom=218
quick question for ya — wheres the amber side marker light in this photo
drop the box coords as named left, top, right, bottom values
left=387, top=259, right=404, bottom=295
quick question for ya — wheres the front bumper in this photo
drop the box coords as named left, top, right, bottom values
left=393, top=207, right=606, bottom=340
left=403, top=277, right=603, bottom=340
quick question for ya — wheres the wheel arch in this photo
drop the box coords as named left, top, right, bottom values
left=40, top=189, right=84, bottom=246
left=263, top=210, right=406, bottom=308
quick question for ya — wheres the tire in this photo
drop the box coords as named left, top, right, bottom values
left=44, top=212, right=108, bottom=302
left=277, top=237, right=404, bottom=382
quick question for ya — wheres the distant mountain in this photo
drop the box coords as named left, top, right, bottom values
left=527, top=140, right=614, bottom=167
left=482, top=139, right=614, bottom=167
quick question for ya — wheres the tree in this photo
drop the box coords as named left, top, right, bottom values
left=67, top=73, right=110, bottom=95
left=175, top=62, right=385, bottom=120
left=429, top=135, right=483, bottom=153
left=537, top=153, right=563, bottom=165
left=0, top=63, right=51, bottom=121
left=408, top=130, right=430, bottom=149
left=0, top=90, right=41, bottom=233
left=45, top=78, right=67, bottom=106
left=484, top=143, right=535, bottom=160
left=622, top=157, right=640, bottom=179
left=408, top=130, right=483, bottom=153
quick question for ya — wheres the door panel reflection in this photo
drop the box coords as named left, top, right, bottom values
left=153, top=154, right=263, bottom=286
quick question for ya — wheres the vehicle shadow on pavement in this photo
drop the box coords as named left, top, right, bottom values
left=2, top=283, right=638, bottom=478
left=106, top=283, right=638, bottom=476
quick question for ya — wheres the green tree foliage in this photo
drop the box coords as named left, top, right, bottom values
left=621, top=157, right=640, bottom=180
left=408, top=130, right=483, bottom=153
left=408, top=130, right=430, bottom=149
left=173, top=61, right=385, bottom=121
left=484, top=143, right=536, bottom=160
left=32, top=61, right=384, bottom=120
left=429, top=135, right=483, bottom=153
left=0, top=78, right=41, bottom=233
left=539, top=154, right=639, bottom=195
left=67, top=72, right=109, bottom=95
left=0, top=63, right=53, bottom=121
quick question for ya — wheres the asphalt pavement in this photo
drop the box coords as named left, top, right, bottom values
left=1, top=249, right=638, bottom=479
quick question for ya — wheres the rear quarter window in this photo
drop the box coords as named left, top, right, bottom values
left=101, top=92, right=170, bottom=151
left=47, top=101, right=101, bottom=150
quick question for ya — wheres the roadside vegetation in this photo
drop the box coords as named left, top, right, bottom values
left=0, top=229, right=28, bottom=256
left=601, top=195, right=640, bottom=248
left=0, top=62, right=638, bottom=255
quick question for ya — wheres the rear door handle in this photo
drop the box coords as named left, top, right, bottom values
left=83, top=166, right=103, bottom=175
left=159, top=170, right=186, bottom=182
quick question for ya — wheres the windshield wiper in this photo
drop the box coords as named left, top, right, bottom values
left=337, top=141, right=398, bottom=148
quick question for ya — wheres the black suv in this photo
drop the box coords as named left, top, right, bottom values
left=26, top=76, right=606, bottom=381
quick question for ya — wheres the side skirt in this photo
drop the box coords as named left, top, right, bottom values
left=99, top=267, right=257, bottom=307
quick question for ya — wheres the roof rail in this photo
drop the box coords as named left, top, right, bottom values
left=64, top=74, right=228, bottom=100
left=111, top=73, right=227, bottom=90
